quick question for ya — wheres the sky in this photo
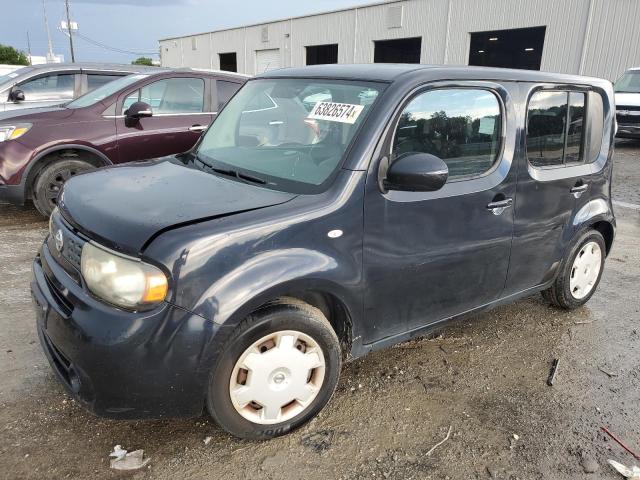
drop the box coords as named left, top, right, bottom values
left=1, top=0, right=375, bottom=64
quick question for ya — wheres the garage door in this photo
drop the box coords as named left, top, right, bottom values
left=256, top=49, right=281, bottom=73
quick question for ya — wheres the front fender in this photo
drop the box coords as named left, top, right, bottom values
left=192, top=248, right=357, bottom=328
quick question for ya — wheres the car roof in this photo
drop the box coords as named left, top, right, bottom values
left=258, top=63, right=610, bottom=87
left=17, top=62, right=165, bottom=74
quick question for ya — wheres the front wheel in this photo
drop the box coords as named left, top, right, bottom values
left=32, top=159, right=95, bottom=217
left=206, top=300, right=342, bottom=440
left=542, top=230, right=606, bottom=309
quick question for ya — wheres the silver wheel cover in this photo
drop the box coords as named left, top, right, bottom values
left=229, top=330, right=326, bottom=425
left=569, top=241, right=602, bottom=300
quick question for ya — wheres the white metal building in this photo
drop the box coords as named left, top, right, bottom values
left=158, top=0, right=640, bottom=81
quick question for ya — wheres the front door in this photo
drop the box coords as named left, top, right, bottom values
left=363, top=84, right=517, bottom=344
left=505, top=85, right=595, bottom=295
left=115, top=76, right=213, bottom=163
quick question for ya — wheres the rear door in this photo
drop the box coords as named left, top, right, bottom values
left=505, top=84, right=599, bottom=295
left=114, top=76, right=213, bottom=163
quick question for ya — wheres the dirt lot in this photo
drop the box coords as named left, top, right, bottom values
left=1, top=142, right=639, bottom=480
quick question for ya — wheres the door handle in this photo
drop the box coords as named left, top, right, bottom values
left=570, top=183, right=589, bottom=197
left=189, top=125, right=208, bottom=132
left=487, top=198, right=513, bottom=215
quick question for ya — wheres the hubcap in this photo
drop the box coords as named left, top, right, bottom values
left=229, top=330, right=325, bottom=425
left=569, top=241, right=602, bottom=300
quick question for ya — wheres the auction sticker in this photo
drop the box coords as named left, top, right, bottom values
left=308, top=102, right=364, bottom=124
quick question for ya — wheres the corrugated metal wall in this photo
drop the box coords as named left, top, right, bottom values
left=581, top=0, right=640, bottom=80
left=159, top=0, right=640, bottom=80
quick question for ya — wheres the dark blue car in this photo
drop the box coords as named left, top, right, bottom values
left=31, top=64, right=615, bottom=440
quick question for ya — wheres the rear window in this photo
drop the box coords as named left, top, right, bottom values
left=527, top=89, right=603, bottom=167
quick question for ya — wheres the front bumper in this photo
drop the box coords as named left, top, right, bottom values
left=31, top=241, right=225, bottom=419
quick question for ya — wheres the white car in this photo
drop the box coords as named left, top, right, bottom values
left=614, top=67, right=640, bottom=139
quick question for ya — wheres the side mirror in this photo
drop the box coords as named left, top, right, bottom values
left=9, top=89, right=25, bottom=102
left=383, top=153, right=449, bottom=192
left=125, top=101, right=153, bottom=120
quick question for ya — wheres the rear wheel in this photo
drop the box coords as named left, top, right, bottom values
left=542, top=230, right=606, bottom=309
left=32, top=159, right=95, bottom=217
left=206, top=300, right=341, bottom=440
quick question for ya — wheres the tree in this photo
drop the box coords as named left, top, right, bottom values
left=131, top=57, right=153, bottom=66
left=0, top=44, right=29, bottom=66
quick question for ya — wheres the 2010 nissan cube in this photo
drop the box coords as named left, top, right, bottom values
left=31, top=64, right=615, bottom=440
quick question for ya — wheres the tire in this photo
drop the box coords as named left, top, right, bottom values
left=206, top=299, right=342, bottom=440
left=32, top=159, right=95, bottom=217
left=541, top=229, right=606, bottom=310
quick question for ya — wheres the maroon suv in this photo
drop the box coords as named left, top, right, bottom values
left=0, top=69, right=247, bottom=216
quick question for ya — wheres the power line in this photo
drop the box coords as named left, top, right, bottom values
left=73, top=31, right=159, bottom=57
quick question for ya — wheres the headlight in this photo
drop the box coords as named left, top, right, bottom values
left=0, top=123, right=32, bottom=142
left=81, top=242, right=168, bottom=309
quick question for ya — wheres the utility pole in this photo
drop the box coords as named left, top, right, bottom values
left=26, top=31, right=32, bottom=64
left=43, top=0, right=55, bottom=62
left=65, top=0, right=75, bottom=62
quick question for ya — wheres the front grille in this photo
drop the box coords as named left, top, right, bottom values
left=63, top=234, right=83, bottom=270
left=616, top=105, right=640, bottom=125
left=617, top=105, right=640, bottom=111
left=617, top=115, right=640, bottom=125
left=48, top=213, right=86, bottom=274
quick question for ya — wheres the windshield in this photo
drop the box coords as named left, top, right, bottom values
left=67, top=74, right=148, bottom=108
left=614, top=71, right=640, bottom=94
left=196, top=78, right=384, bottom=193
left=0, top=67, right=33, bottom=87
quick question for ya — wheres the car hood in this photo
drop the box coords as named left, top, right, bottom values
left=0, top=106, right=74, bottom=125
left=615, top=92, right=640, bottom=108
left=59, top=158, right=297, bottom=255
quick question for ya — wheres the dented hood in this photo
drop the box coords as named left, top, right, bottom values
left=59, top=159, right=296, bottom=255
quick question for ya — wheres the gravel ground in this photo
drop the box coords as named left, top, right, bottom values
left=0, top=142, right=639, bottom=480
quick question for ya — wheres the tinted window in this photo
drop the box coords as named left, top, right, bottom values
left=527, top=90, right=586, bottom=167
left=527, top=91, right=567, bottom=167
left=216, top=80, right=241, bottom=110
left=565, top=92, right=585, bottom=164
left=392, top=88, right=502, bottom=179
left=87, top=74, right=121, bottom=91
left=17, top=73, right=75, bottom=101
left=122, top=77, right=204, bottom=114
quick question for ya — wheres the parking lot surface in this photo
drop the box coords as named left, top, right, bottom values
left=1, top=142, right=639, bottom=479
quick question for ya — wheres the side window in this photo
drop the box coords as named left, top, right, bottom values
left=121, top=78, right=205, bottom=115
left=143, top=77, right=204, bottom=114
left=216, top=80, right=241, bottom=110
left=527, top=90, right=586, bottom=167
left=17, top=74, right=75, bottom=102
left=392, top=88, right=502, bottom=180
left=87, top=74, right=120, bottom=91
left=122, top=91, right=139, bottom=113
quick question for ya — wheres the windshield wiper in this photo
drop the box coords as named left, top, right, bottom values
left=194, top=154, right=266, bottom=185
left=215, top=167, right=267, bottom=185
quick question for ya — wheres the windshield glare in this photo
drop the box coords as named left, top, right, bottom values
left=67, top=74, right=148, bottom=108
left=197, top=78, right=383, bottom=193
left=614, top=71, right=640, bottom=94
